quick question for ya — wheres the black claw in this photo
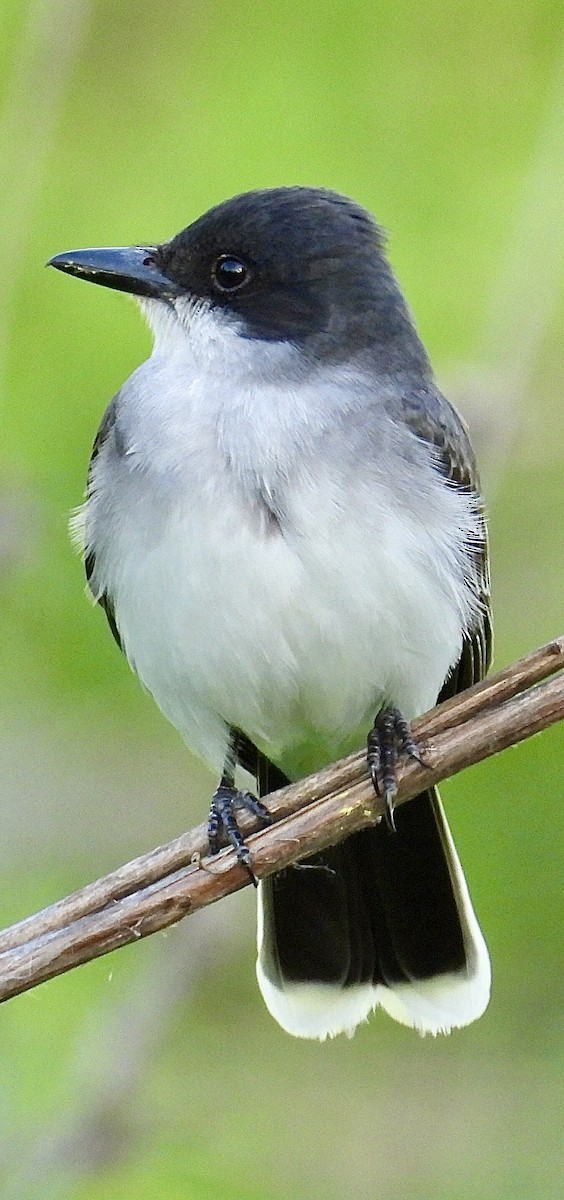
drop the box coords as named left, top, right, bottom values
left=367, top=706, right=421, bottom=832
left=384, top=790, right=397, bottom=833
left=207, top=783, right=271, bottom=880
left=238, top=790, right=272, bottom=822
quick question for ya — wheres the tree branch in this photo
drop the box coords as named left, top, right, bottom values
left=1, top=637, right=563, bottom=1003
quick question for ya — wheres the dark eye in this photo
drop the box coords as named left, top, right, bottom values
left=212, top=255, right=250, bottom=293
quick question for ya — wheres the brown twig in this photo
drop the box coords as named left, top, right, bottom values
left=0, top=637, right=562, bottom=1003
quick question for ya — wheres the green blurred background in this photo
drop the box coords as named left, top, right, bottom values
left=1, top=1, right=563, bottom=1197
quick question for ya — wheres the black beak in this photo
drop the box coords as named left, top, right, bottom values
left=47, top=245, right=184, bottom=299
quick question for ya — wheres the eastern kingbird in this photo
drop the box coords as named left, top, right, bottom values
left=49, top=187, right=491, bottom=1039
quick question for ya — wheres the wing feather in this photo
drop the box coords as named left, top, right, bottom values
left=82, top=396, right=123, bottom=651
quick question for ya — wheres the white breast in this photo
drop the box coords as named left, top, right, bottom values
left=82, top=306, right=481, bottom=778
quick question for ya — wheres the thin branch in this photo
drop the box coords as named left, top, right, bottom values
left=0, top=637, right=562, bottom=1003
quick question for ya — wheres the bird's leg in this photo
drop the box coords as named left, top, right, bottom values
left=367, top=706, right=423, bottom=832
left=207, top=730, right=272, bottom=882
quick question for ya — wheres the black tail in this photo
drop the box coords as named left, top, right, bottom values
left=256, top=760, right=490, bottom=1038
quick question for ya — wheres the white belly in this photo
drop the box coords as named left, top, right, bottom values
left=86, top=445, right=473, bottom=779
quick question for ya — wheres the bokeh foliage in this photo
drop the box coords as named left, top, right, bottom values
left=0, top=1, right=563, bottom=1197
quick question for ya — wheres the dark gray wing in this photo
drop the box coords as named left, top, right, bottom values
left=400, top=385, right=493, bottom=695
left=84, top=397, right=123, bottom=651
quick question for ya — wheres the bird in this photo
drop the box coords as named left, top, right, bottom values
left=48, top=186, right=492, bottom=1040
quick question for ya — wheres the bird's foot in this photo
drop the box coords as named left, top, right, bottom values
left=367, top=707, right=423, bottom=832
left=207, top=783, right=271, bottom=883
